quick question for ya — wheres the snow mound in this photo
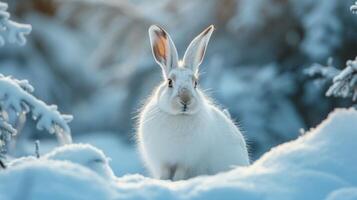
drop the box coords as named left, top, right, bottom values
left=1, top=108, right=357, bottom=200
left=1, top=159, right=116, bottom=200
left=44, top=143, right=115, bottom=179
left=8, top=143, right=115, bottom=180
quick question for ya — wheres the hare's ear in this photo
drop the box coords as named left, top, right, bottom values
left=183, top=25, right=214, bottom=75
left=149, top=25, right=179, bottom=78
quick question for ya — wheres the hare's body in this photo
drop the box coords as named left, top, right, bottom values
left=138, top=89, right=249, bottom=180
left=137, top=25, right=249, bottom=180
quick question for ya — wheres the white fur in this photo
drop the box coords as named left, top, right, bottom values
left=137, top=25, right=249, bottom=181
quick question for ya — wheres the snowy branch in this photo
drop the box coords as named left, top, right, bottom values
left=304, top=59, right=340, bottom=81
left=305, top=57, right=357, bottom=101
left=326, top=57, right=357, bottom=101
left=0, top=1, right=32, bottom=46
left=351, top=1, right=357, bottom=14
left=0, top=75, right=73, bottom=145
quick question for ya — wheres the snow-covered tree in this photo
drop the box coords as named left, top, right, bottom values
left=0, top=1, right=72, bottom=167
left=0, top=77, right=73, bottom=166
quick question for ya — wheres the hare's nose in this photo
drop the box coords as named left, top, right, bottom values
left=179, top=89, right=191, bottom=105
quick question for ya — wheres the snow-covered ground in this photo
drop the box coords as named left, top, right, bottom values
left=1, top=108, right=356, bottom=200
left=14, top=133, right=145, bottom=177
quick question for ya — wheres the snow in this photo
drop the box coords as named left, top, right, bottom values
left=0, top=1, right=72, bottom=158
left=74, top=133, right=144, bottom=176
left=1, top=159, right=116, bottom=200
left=0, top=2, right=32, bottom=46
left=13, top=132, right=145, bottom=177
left=327, top=57, right=357, bottom=100
left=351, top=1, right=357, bottom=14
left=43, top=143, right=115, bottom=179
left=304, top=62, right=340, bottom=81
left=0, top=75, right=73, bottom=146
left=1, top=108, right=356, bottom=199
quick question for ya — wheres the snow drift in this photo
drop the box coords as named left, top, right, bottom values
left=0, top=108, right=357, bottom=200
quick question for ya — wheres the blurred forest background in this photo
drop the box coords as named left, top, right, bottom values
left=1, top=0, right=357, bottom=174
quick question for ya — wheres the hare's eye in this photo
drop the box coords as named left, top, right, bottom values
left=168, top=79, right=173, bottom=88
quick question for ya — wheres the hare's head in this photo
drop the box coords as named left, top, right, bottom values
left=149, top=25, right=214, bottom=115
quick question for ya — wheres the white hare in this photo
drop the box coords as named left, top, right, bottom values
left=137, top=25, right=249, bottom=181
